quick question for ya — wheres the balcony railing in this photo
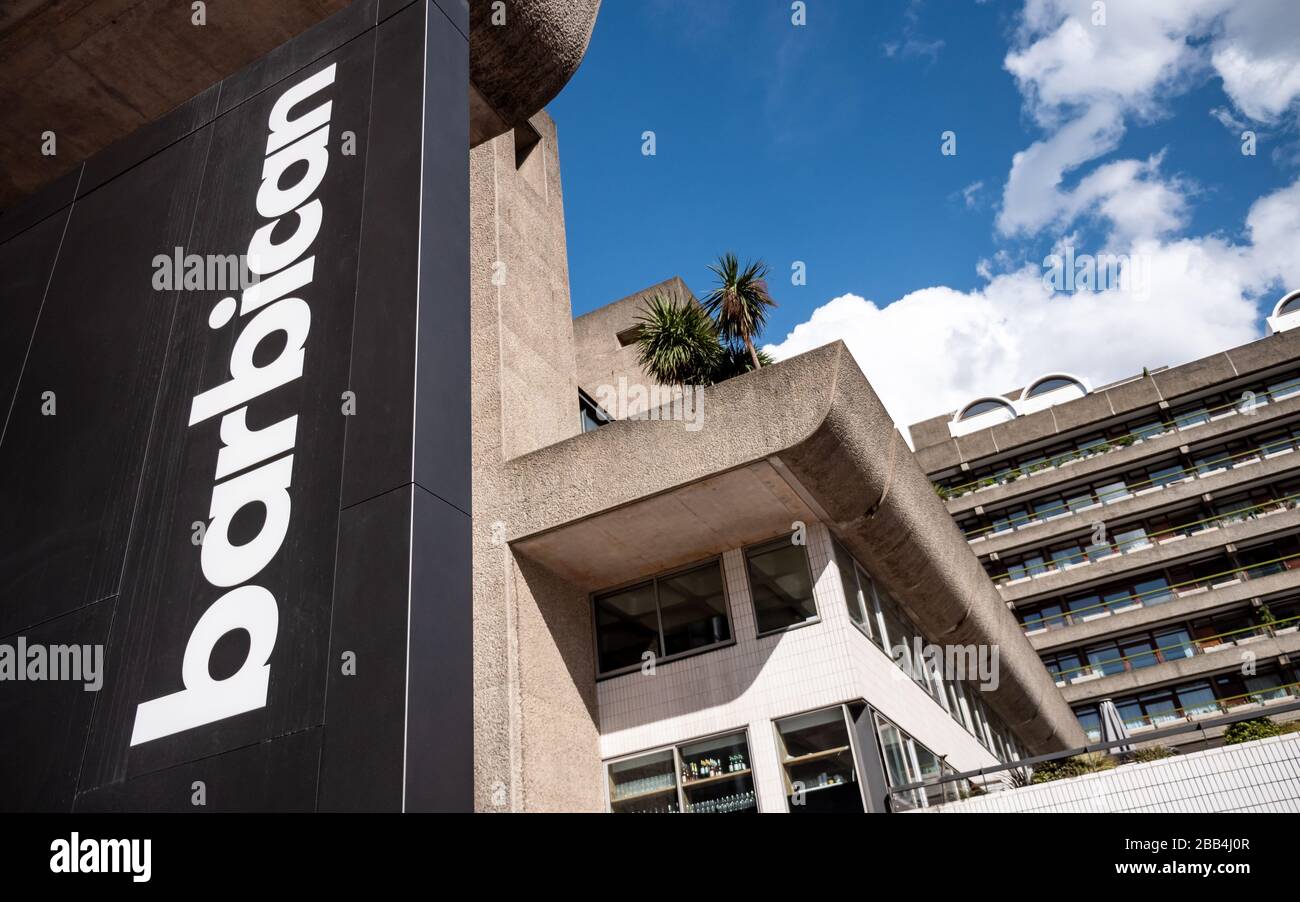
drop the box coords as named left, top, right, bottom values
left=1090, top=681, right=1300, bottom=738
left=965, top=435, right=1300, bottom=541
left=992, top=492, right=1300, bottom=586
left=937, top=382, right=1300, bottom=504
left=1020, top=552, right=1300, bottom=634
left=1050, top=615, right=1300, bottom=686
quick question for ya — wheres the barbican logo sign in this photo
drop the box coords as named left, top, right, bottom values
left=130, top=64, right=338, bottom=746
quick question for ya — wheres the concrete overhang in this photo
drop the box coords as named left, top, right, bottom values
left=514, top=459, right=817, bottom=590
left=0, top=0, right=599, bottom=210
left=470, top=0, right=600, bottom=146
left=504, top=342, right=1087, bottom=753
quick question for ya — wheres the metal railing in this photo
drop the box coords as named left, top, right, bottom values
left=991, top=492, right=1300, bottom=584
left=1019, top=552, right=1300, bottom=633
left=1049, top=615, right=1300, bottom=684
left=964, top=437, right=1300, bottom=541
left=885, top=695, right=1300, bottom=810
left=1106, top=681, right=1300, bottom=735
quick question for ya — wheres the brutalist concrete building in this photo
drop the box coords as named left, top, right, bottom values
left=911, top=317, right=1300, bottom=751
left=0, top=0, right=1083, bottom=813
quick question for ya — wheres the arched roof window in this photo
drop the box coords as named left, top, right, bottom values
left=958, top=398, right=1016, bottom=421
left=1275, top=291, right=1300, bottom=319
left=1023, top=375, right=1087, bottom=400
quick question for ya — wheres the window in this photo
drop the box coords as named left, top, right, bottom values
left=593, top=559, right=731, bottom=675
left=1075, top=707, right=1101, bottom=742
left=833, top=541, right=867, bottom=631
left=1173, top=405, right=1210, bottom=428
left=745, top=536, right=817, bottom=634
left=678, top=732, right=758, bottom=814
left=594, top=582, right=659, bottom=674
left=833, top=540, right=885, bottom=647
left=1155, top=627, right=1193, bottom=662
left=776, top=707, right=863, bottom=813
left=1096, top=479, right=1130, bottom=502
left=606, top=730, right=757, bottom=814
left=1114, top=527, right=1149, bottom=553
left=658, top=563, right=731, bottom=656
left=1118, top=638, right=1156, bottom=670
left=607, top=749, right=680, bottom=814
left=578, top=390, right=611, bottom=433
left=960, top=398, right=1015, bottom=420
left=1026, top=376, right=1083, bottom=398
left=872, top=713, right=953, bottom=809
left=1269, top=376, right=1300, bottom=401
left=615, top=325, right=642, bottom=348
left=1148, top=464, right=1186, bottom=488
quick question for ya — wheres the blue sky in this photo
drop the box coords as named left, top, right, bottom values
left=549, top=0, right=1300, bottom=428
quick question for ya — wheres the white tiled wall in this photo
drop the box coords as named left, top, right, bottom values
left=926, top=733, right=1300, bottom=812
left=597, top=521, right=1002, bottom=812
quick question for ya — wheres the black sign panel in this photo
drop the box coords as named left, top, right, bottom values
left=0, top=0, right=470, bottom=812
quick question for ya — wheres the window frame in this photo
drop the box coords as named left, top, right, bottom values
left=604, top=724, right=760, bottom=814
left=744, top=533, right=821, bottom=638
left=772, top=702, right=869, bottom=813
left=590, top=555, right=736, bottom=679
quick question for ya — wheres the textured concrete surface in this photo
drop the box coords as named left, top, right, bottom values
left=502, top=342, right=1087, bottom=753
left=0, top=0, right=351, bottom=210
left=0, top=0, right=597, bottom=208
left=572, top=276, right=693, bottom=414
left=470, top=0, right=599, bottom=145
left=470, top=113, right=604, bottom=812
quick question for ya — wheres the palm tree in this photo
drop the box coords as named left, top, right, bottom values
left=703, top=253, right=777, bottom=370
left=712, top=344, right=774, bottom=381
left=632, top=293, right=721, bottom=386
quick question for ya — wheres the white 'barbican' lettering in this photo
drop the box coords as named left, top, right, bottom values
left=130, top=62, right=338, bottom=746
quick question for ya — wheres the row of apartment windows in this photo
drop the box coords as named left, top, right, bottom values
left=1073, top=664, right=1299, bottom=739
left=1041, top=597, right=1300, bottom=684
left=1015, top=535, right=1300, bottom=631
left=604, top=702, right=984, bottom=813
left=831, top=540, right=1023, bottom=762
left=989, top=478, right=1300, bottom=583
left=935, top=371, right=1300, bottom=495
left=957, top=423, right=1300, bottom=540
left=591, top=535, right=817, bottom=677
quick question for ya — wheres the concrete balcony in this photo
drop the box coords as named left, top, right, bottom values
left=999, top=503, right=1300, bottom=604
left=1060, top=629, right=1300, bottom=705
left=1029, top=568, right=1300, bottom=652
left=968, top=446, right=1300, bottom=559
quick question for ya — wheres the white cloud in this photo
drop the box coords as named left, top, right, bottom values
left=767, top=0, right=1300, bottom=437
left=958, top=180, right=985, bottom=209
left=1212, top=0, right=1300, bottom=125
left=767, top=178, right=1300, bottom=432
